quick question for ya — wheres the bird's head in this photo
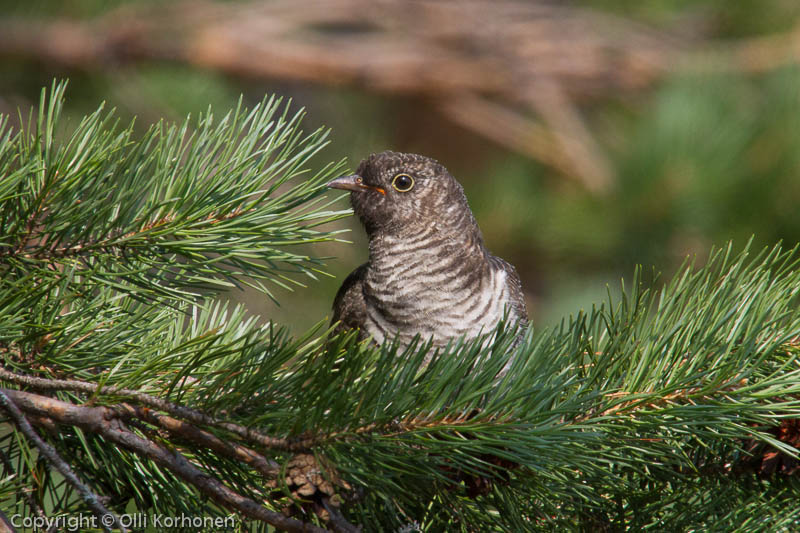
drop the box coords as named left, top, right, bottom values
left=327, top=151, right=475, bottom=235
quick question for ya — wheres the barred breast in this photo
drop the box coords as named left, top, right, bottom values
left=361, top=224, right=523, bottom=347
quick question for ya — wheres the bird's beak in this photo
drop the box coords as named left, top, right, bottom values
left=327, top=174, right=386, bottom=196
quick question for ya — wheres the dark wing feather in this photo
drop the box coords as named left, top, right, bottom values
left=331, top=262, right=369, bottom=339
left=489, top=255, right=529, bottom=328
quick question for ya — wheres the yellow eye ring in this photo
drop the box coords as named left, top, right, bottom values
left=392, top=173, right=415, bottom=192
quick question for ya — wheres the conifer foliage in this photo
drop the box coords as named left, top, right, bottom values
left=1, top=83, right=799, bottom=532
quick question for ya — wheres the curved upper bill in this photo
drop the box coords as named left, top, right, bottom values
left=326, top=174, right=386, bottom=195
left=326, top=174, right=364, bottom=192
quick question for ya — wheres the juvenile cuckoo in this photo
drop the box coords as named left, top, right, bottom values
left=328, top=151, right=528, bottom=348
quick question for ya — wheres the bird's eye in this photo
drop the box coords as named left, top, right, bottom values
left=392, top=173, right=415, bottom=192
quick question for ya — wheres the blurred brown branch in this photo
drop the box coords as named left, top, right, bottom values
left=2, top=1, right=792, bottom=192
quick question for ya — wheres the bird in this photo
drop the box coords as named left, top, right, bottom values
left=327, top=151, right=528, bottom=350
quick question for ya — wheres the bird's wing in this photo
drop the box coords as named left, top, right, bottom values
left=491, top=255, right=529, bottom=328
left=331, top=262, right=369, bottom=337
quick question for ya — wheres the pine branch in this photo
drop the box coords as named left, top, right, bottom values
left=0, top=81, right=356, bottom=531
left=0, top=366, right=310, bottom=453
left=118, top=403, right=280, bottom=477
left=3, top=82, right=800, bottom=530
left=0, top=81, right=349, bottom=303
left=0, top=440, right=54, bottom=532
left=1, top=389, right=332, bottom=533
left=4, top=237, right=800, bottom=530
left=0, top=390, right=123, bottom=533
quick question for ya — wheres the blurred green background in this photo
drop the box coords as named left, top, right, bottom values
left=1, top=0, right=799, bottom=333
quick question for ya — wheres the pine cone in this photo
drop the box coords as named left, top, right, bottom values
left=266, top=454, right=351, bottom=522
left=758, top=419, right=800, bottom=476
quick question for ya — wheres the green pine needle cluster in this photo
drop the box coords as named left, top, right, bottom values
left=1, top=83, right=800, bottom=532
left=0, top=81, right=349, bottom=304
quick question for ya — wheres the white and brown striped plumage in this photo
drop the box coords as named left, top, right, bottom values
left=328, top=151, right=528, bottom=349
